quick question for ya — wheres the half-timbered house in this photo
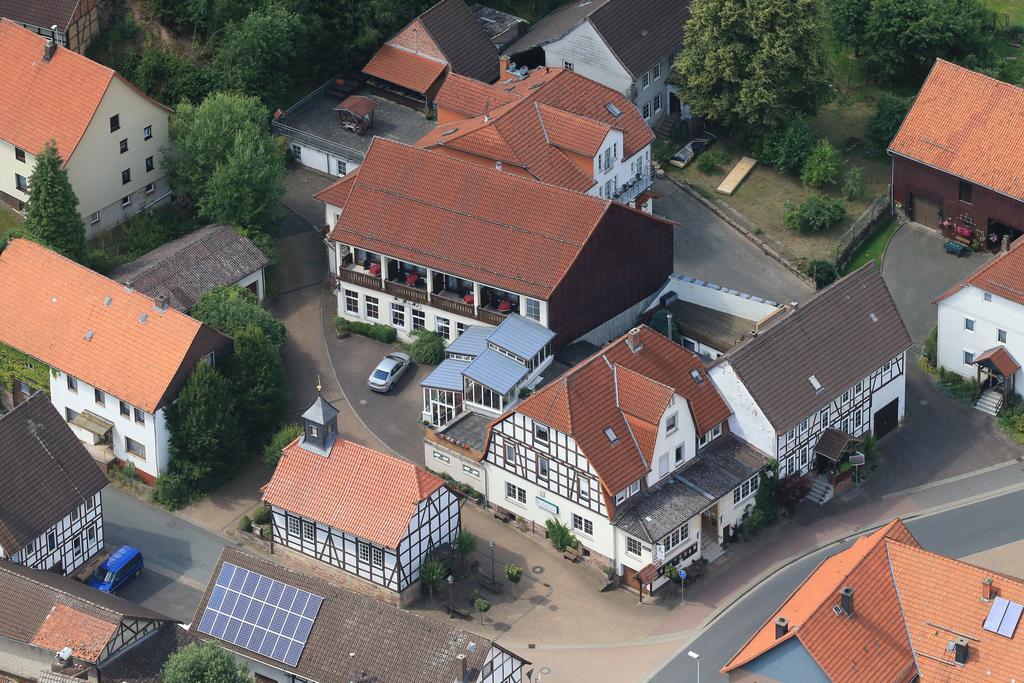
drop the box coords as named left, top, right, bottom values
left=0, top=392, right=109, bottom=576
left=484, top=325, right=769, bottom=593
left=0, top=559, right=179, bottom=681
left=709, top=263, right=911, bottom=503
left=193, top=548, right=529, bottom=683
left=262, top=397, right=461, bottom=604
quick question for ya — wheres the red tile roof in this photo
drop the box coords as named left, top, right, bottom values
left=889, top=59, right=1024, bottom=202
left=31, top=604, right=118, bottom=663
left=974, top=345, right=1021, bottom=377
left=314, top=170, right=359, bottom=211
left=724, top=517, right=1024, bottom=681
left=0, top=239, right=231, bottom=412
left=512, top=326, right=732, bottom=498
left=362, top=44, right=448, bottom=95
left=324, top=138, right=656, bottom=300
left=423, top=67, right=654, bottom=191
left=262, top=436, right=445, bottom=548
left=934, top=237, right=1024, bottom=306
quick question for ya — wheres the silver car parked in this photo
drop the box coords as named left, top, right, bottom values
left=367, top=352, right=411, bottom=393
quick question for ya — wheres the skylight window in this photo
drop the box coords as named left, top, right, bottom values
left=690, top=369, right=703, bottom=384
left=808, top=375, right=824, bottom=394
left=983, top=597, right=1023, bottom=638
left=605, top=102, right=622, bottom=117
left=869, top=312, right=878, bottom=323
left=604, top=427, right=618, bottom=443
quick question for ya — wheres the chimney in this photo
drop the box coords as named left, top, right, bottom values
left=1002, top=234, right=1010, bottom=253
left=840, top=586, right=855, bottom=616
left=982, top=577, right=994, bottom=601
left=953, top=636, right=969, bottom=665
left=774, top=616, right=789, bottom=639
left=457, top=653, right=468, bottom=683
left=625, top=327, right=643, bottom=353
left=154, top=294, right=169, bottom=312
left=499, top=56, right=510, bottom=76
left=43, top=34, right=57, bottom=62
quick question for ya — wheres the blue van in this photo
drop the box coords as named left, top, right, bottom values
left=87, top=546, right=143, bottom=593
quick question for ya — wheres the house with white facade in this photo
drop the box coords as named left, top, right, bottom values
left=484, top=325, right=768, bottom=594
left=0, top=392, right=108, bottom=576
left=503, top=0, right=691, bottom=127
left=934, top=239, right=1024, bottom=415
left=193, top=548, right=528, bottom=683
left=262, top=397, right=462, bottom=605
left=708, top=263, right=912, bottom=504
left=0, top=19, right=171, bottom=237
left=318, top=138, right=673, bottom=346
left=419, top=65, right=656, bottom=209
left=0, top=239, right=232, bottom=485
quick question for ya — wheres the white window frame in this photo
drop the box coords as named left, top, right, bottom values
left=964, top=350, right=975, bottom=365
left=562, top=60, right=574, bottom=71
left=344, top=289, right=359, bottom=314
left=534, top=423, right=549, bottom=443
left=525, top=298, right=541, bottom=321
left=999, top=329, right=1008, bottom=344
left=125, top=436, right=146, bottom=458
left=89, top=211, right=100, bottom=224
left=287, top=517, right=301, bottom=537
left=642, top=72, right=650, bottom=89
left=411, top=308, right=425, bottom=332
left=290, top=143, right=302, bottom=161
left=359, top=543, right=372, bottom=563
left=432, top=450, right=451, bottom=465
left=372, top=546, right=384, bottom=567
left=47, top=530, right=56, bottom=552
left=302, top=520, right=315, bottom=542
left=391, top=302, right=406, bottom=327
left=462, top=464, right=480, bottom=479
left=665, top=413, right=678, bottom=435
left=628, top=480, right=640, bottom=496
left=579, top=476, right=590, bottom=502
left=538, top=456, right=550, bottom=480
left=626, top=536, right=643, bottom=557
left=504, top=443, right=516, bottom=466
left=435, top=316, right=450, bottom=340
left=571, top=513, right=593, bottom=537
left=984, top=291, right=993, bottom=302
left=653, top=93, right=662, bottom=113
left=965, top=317, right=975, bottom=332
left=505, top=481, right=526, bottom=505
left=642, top=102, right=651, bottom=119
left=365, top=295, right=379, bottom=320
left=674, top=444, right=684, bottom=467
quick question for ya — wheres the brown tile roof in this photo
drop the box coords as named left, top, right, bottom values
left=0, top=393, right=108, bottom=554
left=262, top=436, right=445, bottom=548
left=889, top=60, right=1024, bottom=202
left=31, top=604, right=118, bottom=663
left=108, top=225, right=269, bottom=312
left=99, top=623, right=196, bottom=683
left=324, top=138, right=665, bottom=300
left=0, top=0, right=80, bottom=31
left=0, top=19, right=112, bottom=158
left=725, top=517, right=1024, bottom=682
left=974, top=345, right=1021, bottom=377
left=424, top=67, right=654, bottom=191
left=506, top=0, right=690, bottom=77
left=719, top=263, right=911, bottom=434
left=363, top=43, right=449, bottom=94
left=0, top=239, right=232, bottom=413
left=193, top=548, right=527, bottom=683
left=934, top=236, right=1024, bottom=306
left=513, top=325, right=732, bottom=498
left=417, top=0, right=499, bottom=83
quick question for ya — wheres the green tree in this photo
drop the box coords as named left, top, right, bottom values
left=409, top=331, right=445, bottom=364
left=420, top=556, right=446, bottom=600
left=672, top=0, right=833, bottom=131
left=263, top=423, right=303, bottom=465
left=761, top=118, right=815, bottom=176
left=211, top=4, right=304, bottom=104
left=801, top=139, right=841, bottom=188
left=474, top=596, right=491, bottom=625
left=827, top=0, right=870, bottom=55
left=192, top=286, right=286, bottom=349
left=228, top=325, right=288, bottom=449
left=454, top=531, right=477, bottom=560
left=165, top=93, right=285, bottom=233
left=784, top=195, right=846, bottom=233
left=505, top=563, right=523, bottom=599
left=163, top=361, right=246, bottom=501
left=867, top=93, right=913, bottom=148
left=162, top=642, right=251, bottom=683
left=23, top=142, right=87, bottom=262
left=842, top=166, right=865, bottom=200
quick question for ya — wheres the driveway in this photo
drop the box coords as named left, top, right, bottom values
left=655, top=179, right=812, bottom=305
left=881, top=220, right=989, bottom=345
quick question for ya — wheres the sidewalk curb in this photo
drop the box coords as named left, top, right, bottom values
left=664, top=174, right=815, bottom=289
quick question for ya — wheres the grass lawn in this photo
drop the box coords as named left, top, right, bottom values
left=0, top=205, right=23, bottom=240
left=842, top=216, right=899, bottom=274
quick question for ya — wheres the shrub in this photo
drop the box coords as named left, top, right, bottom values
left=696, top=149, right=729, bottom=174
left=922, top=326, right=938, bottom=369
left=252, top=503, right=271, bottom=525
left=867, top=93, right=914, bottom=147
left=784, top=195, right=846, bottom=233
left=151, top=472, right=201, bottom=510
left=162, top=642, right=250, bottom=683
left=420, top=556, right=447, bottom=599
left=341, top=319, right=398, bottom=344
left=663, top=564, right=681, bottom=583
left=805, top=259, right=839, bottom=289
left=238, top=515, right=252, bottom=532
left=801, top=140, right=841, bottom=188
left=842, top=166, right=865, bottom=201
left=454, top=532, right=477, bottom=559
left=761, top=118, right=814, bottom=175
left=776, top=476, right=812, bottom=514
left=263, top=423, right=303, bottom=465
left=409, top=331, right=445, bottom=364
left=545, top=518, right=580, bottom=551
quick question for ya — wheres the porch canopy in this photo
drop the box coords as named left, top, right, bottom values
left=973, top=346, right=1021, bottom=378
left=70, top=410, right=114, bottom=437
left=814, top=428, right=861, bottom=462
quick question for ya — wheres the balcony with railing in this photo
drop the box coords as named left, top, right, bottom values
left=614, top=164, right=656, bottom=205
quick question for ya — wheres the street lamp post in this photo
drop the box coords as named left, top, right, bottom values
left=447, top=575, right=454, bottom=618
left=489, top=540, right=496, bottom=581
left=688, top=650, right=700, bottom=682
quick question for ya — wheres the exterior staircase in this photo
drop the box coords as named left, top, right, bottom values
left=654, top=114, right=683, bottom=139
left=808, top=476, right=835, bottom=506
left=701, top=541, right=726, bottom=564
left=975, top=389, right=1002, bottom=416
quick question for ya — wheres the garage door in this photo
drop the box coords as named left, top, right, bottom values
left=910, top=194, right=942, bottom=230
left=873, top=398, right=899, bottom=439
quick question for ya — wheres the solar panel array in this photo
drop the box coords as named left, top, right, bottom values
left=982, top=596, right=1023, bottom=638
left=198, top=562, right=323, bottom=667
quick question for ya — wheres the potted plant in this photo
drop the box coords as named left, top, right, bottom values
left=505, top=564, right=523, bottom=599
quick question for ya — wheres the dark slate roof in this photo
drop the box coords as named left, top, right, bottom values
left=0, top=0, right=78, bottom=31
left=193, top=549, right=527, bottom=683
left=677, top=434, right=767, bottom=499
left=0, top=393, right=109, bottom=553
left=439, top=410, right=493, bottom=453
left=109, top=225, right=268, bottom=312
left=0, top=559, right=173, bottom=650
left=719, top=263, right=911, bottom=434
left=472, top=4, right=525, bottom=40
left=301, top=396, right=340, bottom=425
left=99, top=623, right=196, bottom=683
left=506, top=0, right=691, bottom=77
left=613, top=476, right=710, bottom=543
left=420, top=0, right=500, bottom=82
left=814, top=428, right=859, bottom=462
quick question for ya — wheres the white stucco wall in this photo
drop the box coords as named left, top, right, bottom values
left=543, top=21, right=633, bottom=96
left=938, top=286, right=1024, bottom=396
left=708, top=361, right=777, bottom=455
left=643, top=394, right=698, bottom=489
left=287, top=140, right=361, bottom=178
left=871, top=351, right=907, bottom=424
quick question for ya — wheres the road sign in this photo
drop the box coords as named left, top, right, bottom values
left=849, top=452, right=866, bottom=466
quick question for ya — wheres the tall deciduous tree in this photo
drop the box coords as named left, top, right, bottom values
left=210, top=3, right=304, bottom=105
left=23, top=142, right=87, bottom=263
left=165, top=93, right=285, bottom=232
left=227, top=325, right=288, bottom=449
left=162, top=642, right=251, bottom=683
left=672, top=0, right=833, bottom=131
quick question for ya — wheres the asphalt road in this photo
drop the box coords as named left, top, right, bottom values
left=649, top=488, right=1024, bottom=682
left=102, top=487, right=227, bottom=623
